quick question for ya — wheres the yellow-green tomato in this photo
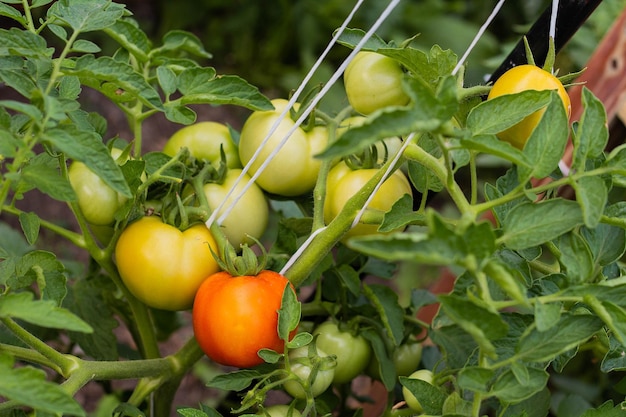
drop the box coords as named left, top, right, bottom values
left=257, top=405, right=302, bottom=417
left=324, top=161, right=412, bottom=240
left=487, top=64, right=571, bottom=149
left=203, top=169, right=269, bottom=248
left=238, top=99, right=328, bottom=196
left=115, top=216, right=220, bottom=311
left=283, top=345, right=335, bottom=399
left=368, top=341, right=423, bottom=379
left=313, top=321, right=372, bottom=383
left=402, top=369, right=434, bottom=412
left=163, top=121, right=241, bottom=168
left=68, top=148, right=129, bottom=226
left=344, top=51, right=410, bottom=115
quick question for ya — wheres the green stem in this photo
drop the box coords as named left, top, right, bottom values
left=0, top=318, right=77, bottom=377
left=0, top=343, right=62, bottom=374
left=20, top=0, right=35, bottom=32
left=403, top=143, right=472, bottom=216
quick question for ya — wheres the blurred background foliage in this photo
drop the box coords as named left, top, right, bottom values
left=129, top=0, right=626, bottom=113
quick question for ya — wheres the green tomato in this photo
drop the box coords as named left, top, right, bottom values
left=344, top=51, right=410, bottom=115
left=312, top=321, right=372, bottom=383
left=368, top=341, right=423, bottom=379
left=68, top=148, right=129, bottom=226
left=487, top=64, right=571, bottom=149
left=163, top=121, right=241, bottom=168
left=283, top=345, right=335, bottom=399
left=238, top=99, right=328, bottom=196
left=203, top=169, right=269, bottom=248
left=257, top=405, right=302, bottom=417
left=402, top=369, right=434, bottom=412
left=324, top=161, right=412, bottom=240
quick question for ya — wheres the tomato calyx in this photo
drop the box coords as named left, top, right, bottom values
left=344, top=145, right=386, bottom=170
left=212, top=237, right=267, bottom=277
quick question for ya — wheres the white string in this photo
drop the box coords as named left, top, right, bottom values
left=453, top=0, right=506, bottom=76
left=205, top=0, right=366, bottom=229
left=279, top=226, right=328, bottom=275
left=549, top=0, right=559, bottom=42
left=212, top=0, right=402, bottom=228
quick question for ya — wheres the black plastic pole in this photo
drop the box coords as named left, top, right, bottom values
left=488, top=0, right=603, bottom=83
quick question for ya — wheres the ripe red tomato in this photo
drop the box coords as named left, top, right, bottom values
left=192, top=270, right=297, bottom=368
left=487, top=64, right=571, bottom=149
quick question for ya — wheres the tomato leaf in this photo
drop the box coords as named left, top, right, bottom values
left=399, top=376, right=447, bottom=415
left=18, top=212, right=40, bottom=246
left=104, top=19, right=151, bottom=62
left=573, top=175, right=608, bottom=229
left=581, top=400, right=626, bottom=417
left=0, top=357, right=85, bottom=416
left=554, top=232, right=594, bottom=285
left=361, top=328, right=396, bottom=390
left=47, top=0, right=125, bottom=33
left=461, top=134, right=531, bottom=168
left=379, top=194, right=425, bottom=232
left=335, top=27, right=391, bottom=51
left=205, top=370, right=263, bottom=391
left=457, top=366, right=495, bottom=394
left=466, top=90, right=551, bottom=136
left=5, top=250, right=67, bottom=305
left=581, top=224, right=626, bottom=269
left=533, top=300, right=562, bottom=332
left=499, top=199, right=584, bottom=250
left=515, top=314, right=602, bottom=363
left=572, top=87, right=609, bottom=171
left=153, top=29, right=212, bottom=59
left=19, top=160, right=76, bottom=202
left=0, top=292, right=92, bottom=333
left=489, top=367, right=549, bottom=403
left=362, top=284, right=404, bottom=346
left=518, top=92, right=570, bottom=181
left=278, top=284, right=300, bottom=341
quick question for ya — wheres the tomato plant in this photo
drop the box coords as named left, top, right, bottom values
left=312, top=320, right=371, bottom=383
left=238, top=98, right=329, bottom=196
left=115, top=216, right=220, bottom=311
left=343, top=51, right=410, bottom=115
left=192, top=269, right=296, bottom=368
left=163, top=121, right=241, bottom=168
left=324, top=160, right=412, bottom=240
left=202, top=168, right=269, bottom=248
left=487, top=64, right=571, bottom=149
left=257, top=404, right=302, bottom=417
left=2, top=1, right=626, bottom=417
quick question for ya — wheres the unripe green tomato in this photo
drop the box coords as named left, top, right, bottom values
left=487, top=64, right=571, bottom=149
left=283, top=345, right=335, bottom=399
left=257, top=405, right=302, bottom=417
left=68, top=148, right=129, bottom=226
left=163, top=121, right=241, bottom=168
left=368, top=341, right=423, bottom=379
left=312, top=321, right=372, bottom=383
left=344, top=51, right=410, bottom=115
left=402, top=369, right=434, bottom=412
left=202, top=169, right=269, bottom=248
left=238, top=99, right=329, bottom=196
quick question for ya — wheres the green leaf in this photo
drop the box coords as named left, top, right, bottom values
left=0, top=292, right=92, bottom=332
left=19, top=161, right=76, bottom=202
left=581, top=224, right=626, bottom=268
left=554, top=232, right=594, bottom=285
left=205, top=369, right=263, bottom=391
left=0, top=27, right=52, bottom=58
left=429, top=324, right=478, bottom=369
left=335, top=27, right=390, bottom=50
left=72, top=55, right=163, bottom=110
left=0, top=68, right=37, bottom=98
left=467, top=90, right=551, bottom=136
left=533, top=300, right=562, bottom=332
left=379, top=194, right=424, bottom=232
left=439, top=294, right=508, bottom=358
left=43, top=126, right=131, bottom=197
left=462, top=134, right=531, bottom=168
left=58, top=75, right=82, bottom=99
left=64, top=276, right=119, bottom=361
left=601, top=336, right=626, bottom=372
left=71, top=39, right=101, bottom=53
left=584, top=295, right=626, bottom=346
left=573, top=176, right=608, bottom=228
left=18, top=211, right=40, bottom=245
left=104, top=19, right=151, bottom=62
left=157, top=65, right=177, bottom=96
left=164, top=103, right=196, bottom=125
left=286, top=332, right=313, bottom=350
left=484, top=259, right=528, bottom=305
left=518, top=92, right=570, bottom=181
left=155, top=29, right=212, bottom=59
left=0, top=358, right=85, bottom=416
left=407, top=134, right=444, bottom=194
left=457, top=366, right=495, bottom=393
left=500, top=199, right=584, bottom=250
left=516, top=314, right=602, bottom=362
left=47, top=0, right=126, bottom=32
left=399, top=376, right=447, bottom=415
left=581, top=400, right=626, bottom=417
left=490, top=367, right=549, bottom=404
left=6, top=250, right=66, bottom=304
left=179, top=74, right=273, bottom=111
left=0, top=3, right=25, bottom=25
left=362, top=284, right=404, bottom=345
left=278, top=284, right=300, bottom=342
left=361, top=328, right=396, bottom=390
left=572, top=87, right=608, bottom=171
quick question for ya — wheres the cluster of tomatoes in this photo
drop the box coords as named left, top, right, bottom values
left=67, top=49, right=570, bottom=409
